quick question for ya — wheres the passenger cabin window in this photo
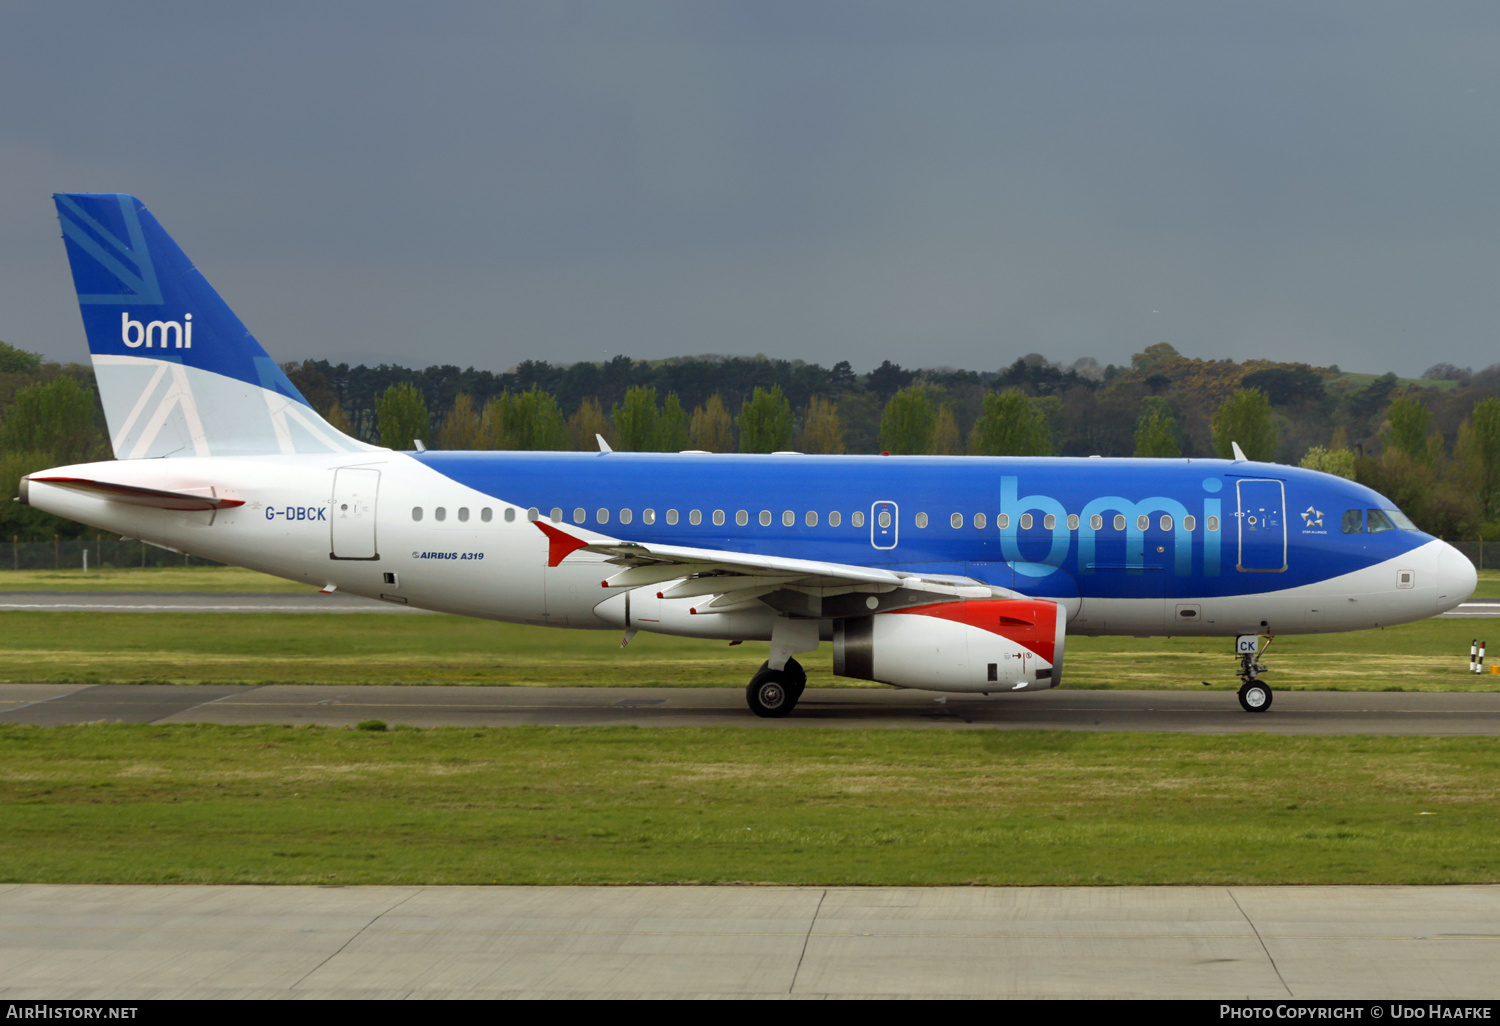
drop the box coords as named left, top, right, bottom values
left=805, top=511, right=818, bottom=527
left=975, top=513, right=987, bottom=529
left=829, top=511, right=842, bottom=527
left=1067, top=514, right=1079, bottom=530
left=1090, top=514, right=1103, bottom=531
left=950, top=512, right=963, bottom=529
left=596, top=508, right=610, bottom=524
left=504, top=508, right=516, bottom=522
left=760, top=510, right=772, bottom=526
left=782, top=510, right=794, bottom=527
left=1367, top=509, right=1397, bottom=534
left=666, top=509, right=679, bottom=525
left=573, top=508, right=585, bottom=524
left=481, top=508, right=493, bottom=523
left=713, top=510, right=725, bottom=526
left=412, top=507, right=423, bottom=521
left=852, top=511, right=865, bottom=528
left=527, top=508, right=539, bottom=521
left=1207, top=516, right=1220, bottom=532
left=997, top=514, right=1010, bottom=529
left=458, top=507, right=470, bottom=522
left=735, top=510, right=748, bottom=526
left=1136, top=515, right=1149, bottom=531
left=643, top=509, right=656, bottom=525
left=1183, top=515, right=1195, bottom=532
left=690, top=510, right=703, bottom=526
left=915, top=512, right=929, bottom=528
left=878, top=511, right=891, bottom=528
left=1043, top=514, right=1056, bottom=530
left=1019, top=513, right=1033, bottom=529
left=619, top=509, right=633, bottom=525
left=435, top=507, right=447, bottom=522
left=549, top=508, right=562, bottom=523
left=1159, top=515, right=1172, bottom=531
left=1113, top=514, right=1126, bottom=531
left=1342, top=510, right=1364, bottom=534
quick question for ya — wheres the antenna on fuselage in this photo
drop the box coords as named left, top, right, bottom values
left=1231, top=441, right=1247, bottom=461
left=596, top=434, right=613, bottom=453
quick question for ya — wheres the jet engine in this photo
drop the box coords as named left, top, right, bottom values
left=832, top=598, right=1064, bottom=693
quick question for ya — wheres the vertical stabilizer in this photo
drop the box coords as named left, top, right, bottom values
left=54, top=193, right=377, bottom=459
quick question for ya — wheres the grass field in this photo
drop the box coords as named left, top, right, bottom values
left=3, top=610, right=1497, bottom=690
left=1, top=723, right=1496, bottom=886
left=0, top=566, right=310, bottom=592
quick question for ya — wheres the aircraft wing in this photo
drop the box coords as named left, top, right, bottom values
left=535, top=520, right=1003, bottom=613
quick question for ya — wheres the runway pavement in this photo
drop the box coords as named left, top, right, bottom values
left=2, top=590, right=1496, bottom=616
left=1, top=884, right=1496, bottom=998
left=3, top=682, right=1500, bottom=733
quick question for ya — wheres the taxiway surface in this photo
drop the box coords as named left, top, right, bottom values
left=1, top=884, right=1495, bottom=998
left=3, top=683, right=1499, bottom=733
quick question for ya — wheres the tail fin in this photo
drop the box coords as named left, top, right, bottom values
left=54, top=193, right=376, bottom=459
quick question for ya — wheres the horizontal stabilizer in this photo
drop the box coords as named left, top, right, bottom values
left=28, top=475, right=245, bottom=511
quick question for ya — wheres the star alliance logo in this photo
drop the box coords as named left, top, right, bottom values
left=1301, top=506, right=1324, bottom=528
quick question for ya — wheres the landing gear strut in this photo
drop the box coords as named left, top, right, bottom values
left=746, top=658, right=806, bottom=718
left=1235, top=634, right=1273, bottom=713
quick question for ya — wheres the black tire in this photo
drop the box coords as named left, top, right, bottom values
left=1238, top=681, right=1273, bottom=713
left=747, top=669, right=799, bottom=718
left=756, top=657, right=807, bottom=689
left=753, top=658, right=807, bottom=702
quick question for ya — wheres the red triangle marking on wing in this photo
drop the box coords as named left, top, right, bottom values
left=534, top=520, right=590, bottom=567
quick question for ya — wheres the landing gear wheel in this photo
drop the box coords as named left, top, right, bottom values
left=755, top=658, right=807, bottom=699
left=747, top=667, right=801, bottom=718
left=1238, top=680, right=1273, bottom=713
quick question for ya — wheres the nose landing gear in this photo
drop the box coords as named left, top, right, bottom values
left=1235, top=634, right=1273, bottom=713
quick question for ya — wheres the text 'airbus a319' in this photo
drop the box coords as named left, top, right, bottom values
left=20, top=194, right=1478, bottom=715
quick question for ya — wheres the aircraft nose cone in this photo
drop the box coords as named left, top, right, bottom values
left=1427, top=540, right=1478, bottom=614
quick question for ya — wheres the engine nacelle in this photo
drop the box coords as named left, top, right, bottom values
left=833, top=598, right=1064, bottom=693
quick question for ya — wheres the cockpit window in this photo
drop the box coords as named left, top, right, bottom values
left=1342, top=509, right=1363, bottom=534
left=1366, top=509, right=1397, bottom=534
left=1386, top=509, right=1418, bottom=531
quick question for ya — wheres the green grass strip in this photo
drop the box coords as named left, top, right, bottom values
left=1, top=723, right=1497, bottom=886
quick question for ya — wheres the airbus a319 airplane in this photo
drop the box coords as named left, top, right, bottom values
left=20, top=194, right=1478, bottom=716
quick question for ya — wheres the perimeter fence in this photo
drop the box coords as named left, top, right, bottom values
left=0, top=540, right=223, bottom=571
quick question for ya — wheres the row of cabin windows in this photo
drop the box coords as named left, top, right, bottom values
left=407, top=505, right=1220, bottom=533
left=916, top=511, right=1211, bottom=532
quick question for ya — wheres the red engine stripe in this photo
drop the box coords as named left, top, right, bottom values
left=894, top=599, right=1058, bottom=665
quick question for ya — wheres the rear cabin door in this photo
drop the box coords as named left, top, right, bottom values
left=330, top=468, right=380, bottom=560
left=1235, top=479, right=1286, bottom=572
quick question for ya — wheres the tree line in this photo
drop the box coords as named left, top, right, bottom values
left=3, top=337, right=1499, bottom=542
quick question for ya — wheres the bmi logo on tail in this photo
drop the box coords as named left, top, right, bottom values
left=120, top=311, right=193, bottom=348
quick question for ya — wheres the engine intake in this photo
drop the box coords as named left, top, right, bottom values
left=833, top=598, right=1064, bottom=693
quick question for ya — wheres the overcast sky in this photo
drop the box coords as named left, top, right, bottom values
left=2, top=2, right=1498, bottom=376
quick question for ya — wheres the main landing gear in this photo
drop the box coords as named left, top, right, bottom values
left=1235, top=634, right=1273, bottom=713
left=746, top=658, right=807, bottom=718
